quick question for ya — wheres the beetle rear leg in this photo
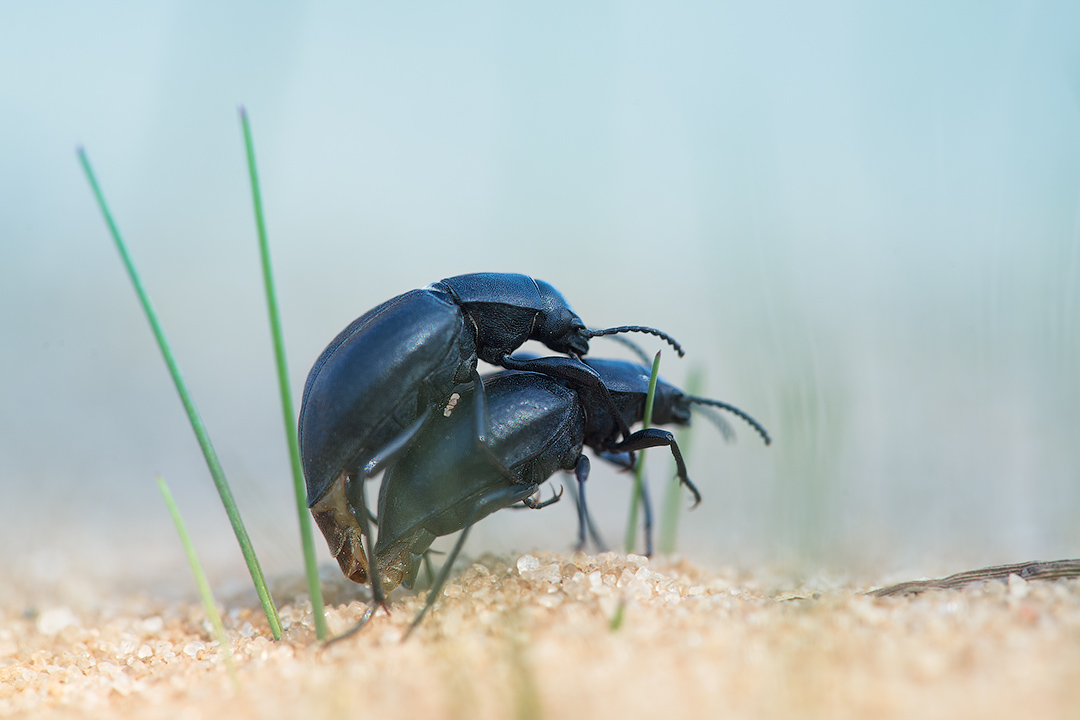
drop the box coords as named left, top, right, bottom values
left=466, top=369, right=519, bottom=481
left=323, top=601, right=378, bottom=647
left=346, top=472, right=388, bottom=611
left=567, top=455, right=609, bottom=552
left=337, top=408, right=436, bottom=612
left=522, top=484, right=563, bottom=509
left=362, top=408, right=433, bottom=478
left=421, top=548, right=445, bottom=589
left=404, top=483, right=540, bottom=639
left=326, top=477, right=390, bottom=647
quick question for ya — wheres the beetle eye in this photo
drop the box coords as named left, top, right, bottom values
left=531, top=294, right=588, bottom=354
left=541, top=310, right=588, bottom=354
left=567, top=319, right=590, bottom=355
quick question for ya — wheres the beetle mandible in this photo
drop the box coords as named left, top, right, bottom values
left=299, top=273, right=684, bottom=601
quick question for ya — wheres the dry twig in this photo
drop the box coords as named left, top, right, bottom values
left=871, top=558, right=1080, bottom=597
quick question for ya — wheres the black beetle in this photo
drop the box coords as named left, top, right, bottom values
left=355, top=358, right=771, bottom=634
left=299, top=273, right=683, bottom=598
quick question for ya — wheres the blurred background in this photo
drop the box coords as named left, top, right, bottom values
left=3, top=1, right=1079, bottom=603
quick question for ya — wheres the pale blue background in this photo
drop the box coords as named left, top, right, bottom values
left=3, top=1, right=1079, bottom=599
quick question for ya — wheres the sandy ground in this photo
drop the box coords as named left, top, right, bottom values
left=3, top=551, right=1080, bottom=720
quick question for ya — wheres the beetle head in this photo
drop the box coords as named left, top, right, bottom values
left=648, top=387, right=693, bottom=426
left=534, top=279, right=590, bottom=355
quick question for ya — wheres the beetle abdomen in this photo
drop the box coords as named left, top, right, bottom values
left=373, top=373, right=585, bottom=579
left=299, top=289, right=473, bottom=505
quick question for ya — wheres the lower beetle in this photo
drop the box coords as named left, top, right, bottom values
left=341, top=358, right=771, bottom=635
left=301, top=272, right=683, bottom=604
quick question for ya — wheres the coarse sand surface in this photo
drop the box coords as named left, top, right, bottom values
left=3, top=551, right=1080, bottom=720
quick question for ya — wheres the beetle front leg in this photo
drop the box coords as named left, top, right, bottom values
left=639, top=472, right=654, bottom=557
left=499, top=355, right=633, bottom=442
left=607, top=428, right=702, bottom=507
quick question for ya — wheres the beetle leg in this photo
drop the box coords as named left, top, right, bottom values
left=596, top=449, right=640, bottom=477
left=572, top=456, right=589, bottom=549
left=567, top=455, right=608, bottom=552
left=404, top=483, right=540, bottom=639
left=499, top=355, right=633, bottom=442
left=590, top=455, right=653, bottom=556
left=362, top=408, right=433, bottom=478
left=467, top=369, right=517, bottom=480
left=323, top=601, right=378, bottom=647
left=347, top=473, right=388, bottom=611
left=605, top=428, right=702, bottom=507
left=639, top=472, right=654, bottom=557
left=468, top=369, right=490, bottom=445
left=596, top=451, right=634, bottom=471
left=522, top=484, right=563, bottom=509
left=421, top=549, right=444, bottom=588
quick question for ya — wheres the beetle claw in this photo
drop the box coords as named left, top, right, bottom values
left=322, top=601, right=378, bottom=648
left=521, top=484, right=563, bottom=510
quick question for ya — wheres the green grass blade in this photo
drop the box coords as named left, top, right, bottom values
left=624, top=351, right=662, bottom=554
left=658, top=365, right=704, bottom=554
left=156, top=475, right=239, bottom=685
left=609, top=599, right=626, bottom=631
left=78, top=148, right=283, bottom=640
left=239, top=108, right=328, bottom=640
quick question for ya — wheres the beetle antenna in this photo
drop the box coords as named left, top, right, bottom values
left=691, top=404, right=736, bottom=443
left=687, top=396, right=771, bottom=445
left=586, top=326, right=685, bottom=357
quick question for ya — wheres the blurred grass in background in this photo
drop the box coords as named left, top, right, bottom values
left=3, top=2, right=1080, bottom=599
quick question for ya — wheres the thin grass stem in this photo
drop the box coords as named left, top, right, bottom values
left=624, top=351, right=662, bottom=554
left=156, top=475, right=239, bottom=685
left=609, top=599, right=626, bottom=631
left=239, top=108, right=328, bottom=640
left=658, top=365, right=704, bottom=554
left=78, top=148, right=283, bottom=640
